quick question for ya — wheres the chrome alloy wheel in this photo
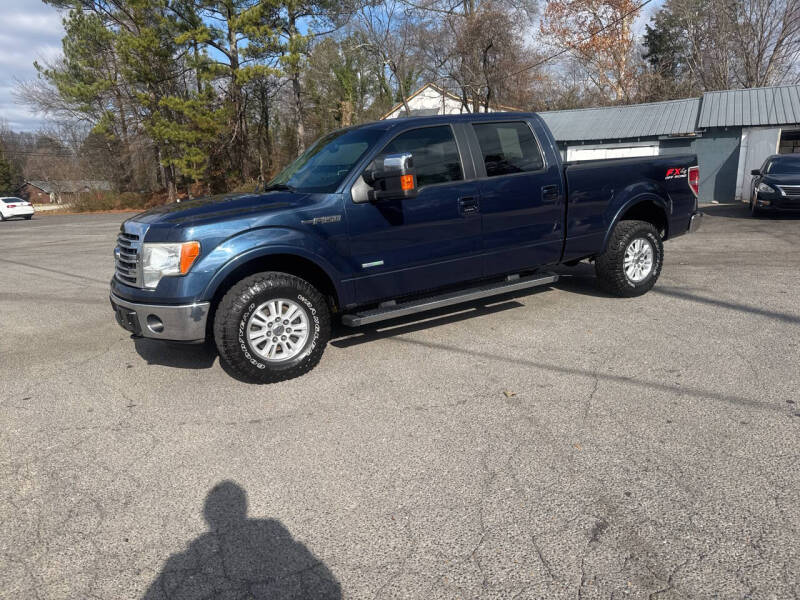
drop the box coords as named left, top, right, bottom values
left=246, top=298, right=310, bottom=362
left=623, top=238, right=654, bottom=283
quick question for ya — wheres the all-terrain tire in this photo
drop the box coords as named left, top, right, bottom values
left=595, top=220, right=663, bottom=298
left=213, top=272, right=331, bottom=383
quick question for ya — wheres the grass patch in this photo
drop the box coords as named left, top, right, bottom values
left=71, top=191, right=159, bottom=212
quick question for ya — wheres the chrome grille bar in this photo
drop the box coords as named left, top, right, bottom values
left=114, top=222, right=147, bottom=288
left=777, top=185, right=800, bottom=197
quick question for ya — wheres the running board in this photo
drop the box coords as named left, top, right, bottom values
left=341, top=273, right=558, bottom=327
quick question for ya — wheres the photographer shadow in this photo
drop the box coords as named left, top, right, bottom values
left=143, top=481, right=341, bottom=599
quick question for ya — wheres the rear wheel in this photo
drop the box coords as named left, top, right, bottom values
left=213, top=272, right=330, bottom=383
left=595, top=220, right=663, bottom=297
left=24, top=215, right=32, bottom=220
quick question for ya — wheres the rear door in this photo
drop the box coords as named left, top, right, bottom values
left=346, top=124, right=483, bottom=304
left=468, top=120, right=564, bottom=275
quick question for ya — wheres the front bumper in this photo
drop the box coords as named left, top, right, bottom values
left=688, top=211, right=703, bottom=233
left=110, top=292, right=209, bottom=342
left=754, top=193, right=800, bottom=211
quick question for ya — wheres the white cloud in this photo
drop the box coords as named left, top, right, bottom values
left=0, top=0, right=65, bottom=131
left=4, top=10, right=63, bottom=35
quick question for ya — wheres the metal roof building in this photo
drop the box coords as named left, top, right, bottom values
left=538, top=84, right=800, bottom=203
left=540, top=97, right=700, bottom=142
left=698, top=84, right=800, bottom=128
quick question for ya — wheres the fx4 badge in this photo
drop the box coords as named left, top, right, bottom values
left=665, top=167, right=688, bottom=180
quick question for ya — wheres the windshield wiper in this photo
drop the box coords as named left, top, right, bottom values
left=263, top=183, right=295, bottom=192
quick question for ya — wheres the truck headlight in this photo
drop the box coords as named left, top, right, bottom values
left=757, top=182, right=776, bottom=194
left=142, top=241, right=200, bottom=289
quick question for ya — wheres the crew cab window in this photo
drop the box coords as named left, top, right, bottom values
left=472, top=121, right=544, bottom=177
left=378, top=126, right=463, bottom=187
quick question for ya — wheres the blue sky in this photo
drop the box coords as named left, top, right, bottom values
left=0, top=0, right=64, bottom=131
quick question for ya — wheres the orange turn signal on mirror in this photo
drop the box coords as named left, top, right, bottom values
left=400, top=174, right=415, bottom=191
left=179, top=241, right=201, bottom=274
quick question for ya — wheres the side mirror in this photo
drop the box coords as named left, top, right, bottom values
left=751, top=169, right=761, bottom=176
left=364, top=152, right=418, bottom=201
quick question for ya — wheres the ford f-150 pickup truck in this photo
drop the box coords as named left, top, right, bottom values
left=111, top=113, right=702, bottom=382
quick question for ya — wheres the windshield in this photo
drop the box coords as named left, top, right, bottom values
left=268, top=128, right=383, bottom=193
left=2, top=198, right=23, bottom=203
left=767, top=158, right=800, bottom=174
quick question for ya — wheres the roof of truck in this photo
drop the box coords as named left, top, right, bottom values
left=356, top=111, right=539, bottom=132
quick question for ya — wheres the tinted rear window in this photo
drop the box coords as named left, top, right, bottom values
left=472, top=122, right=544, bottom=177
left=2, top=198, right=24, bottom=203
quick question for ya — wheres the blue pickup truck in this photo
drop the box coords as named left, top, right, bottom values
left=111, top=113, right=701, bottom=382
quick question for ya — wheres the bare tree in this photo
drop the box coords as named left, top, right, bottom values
left=355, top=0, right=423, bottom=115
left=540, top=0, right=642, bottom=103
left=409, top=0, right=540, bottom=111
left=648, top=0, right=800, bottom=93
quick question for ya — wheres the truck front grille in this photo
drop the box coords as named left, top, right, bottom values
left=115, top=228, right=143, bottom=287
left=777, top=185, right=800, bottom=197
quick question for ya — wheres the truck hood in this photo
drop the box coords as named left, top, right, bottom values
left=131, top=191, right=311, bottom=226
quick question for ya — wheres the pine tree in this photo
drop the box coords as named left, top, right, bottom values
left=0, top=150, right=13, bottom=195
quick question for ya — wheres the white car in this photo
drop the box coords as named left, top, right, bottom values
left=0, top=197, right=34, bottom=221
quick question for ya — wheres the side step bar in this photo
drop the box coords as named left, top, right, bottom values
left=341, top=272, right=558, bottom=327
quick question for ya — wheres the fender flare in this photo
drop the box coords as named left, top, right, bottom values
left=601, top=193, right=670, bottom=253
left=201, top=242, right=346, bottom=304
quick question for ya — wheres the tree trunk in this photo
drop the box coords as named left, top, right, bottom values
left=258, top=85, right=272, bottom=183
left=227, top=6, right=246, bottom=179
left=158, top=146, right=176, bottom=202
left=340, top=100, right=354, bottom=126
left=289, top=14, right=306, bottom=156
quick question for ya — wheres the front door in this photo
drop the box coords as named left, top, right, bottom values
left=346, top=124, right=482, bottom=304
left=469, top=120, right=564, bottom=276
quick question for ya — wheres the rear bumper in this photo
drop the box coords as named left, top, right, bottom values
left=2, top=207, right=34, bottom=218
left=688, top=211, right=703, bottom=233
left=110, top=292, right=209, bottom=342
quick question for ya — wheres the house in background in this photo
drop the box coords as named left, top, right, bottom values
left=16, top=180, right=112, bottom=204
left=381, top=83, right=518, bottom=120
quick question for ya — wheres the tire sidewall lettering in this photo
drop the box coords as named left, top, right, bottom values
left=296, top=293, right=321, bottom=352
left=238, top=301, right=264, bottom=368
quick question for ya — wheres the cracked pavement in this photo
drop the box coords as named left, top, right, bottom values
left=1, top=204, right=798, bottom=599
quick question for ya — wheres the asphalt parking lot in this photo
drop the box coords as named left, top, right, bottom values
left=1, top=205, right=798, bottom=599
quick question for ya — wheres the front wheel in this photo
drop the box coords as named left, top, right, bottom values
left=595, top=220, right=663, bottom=297
left=750, top=196, right=762, bottom=217
left=213, top=272, right=331, bottom=383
